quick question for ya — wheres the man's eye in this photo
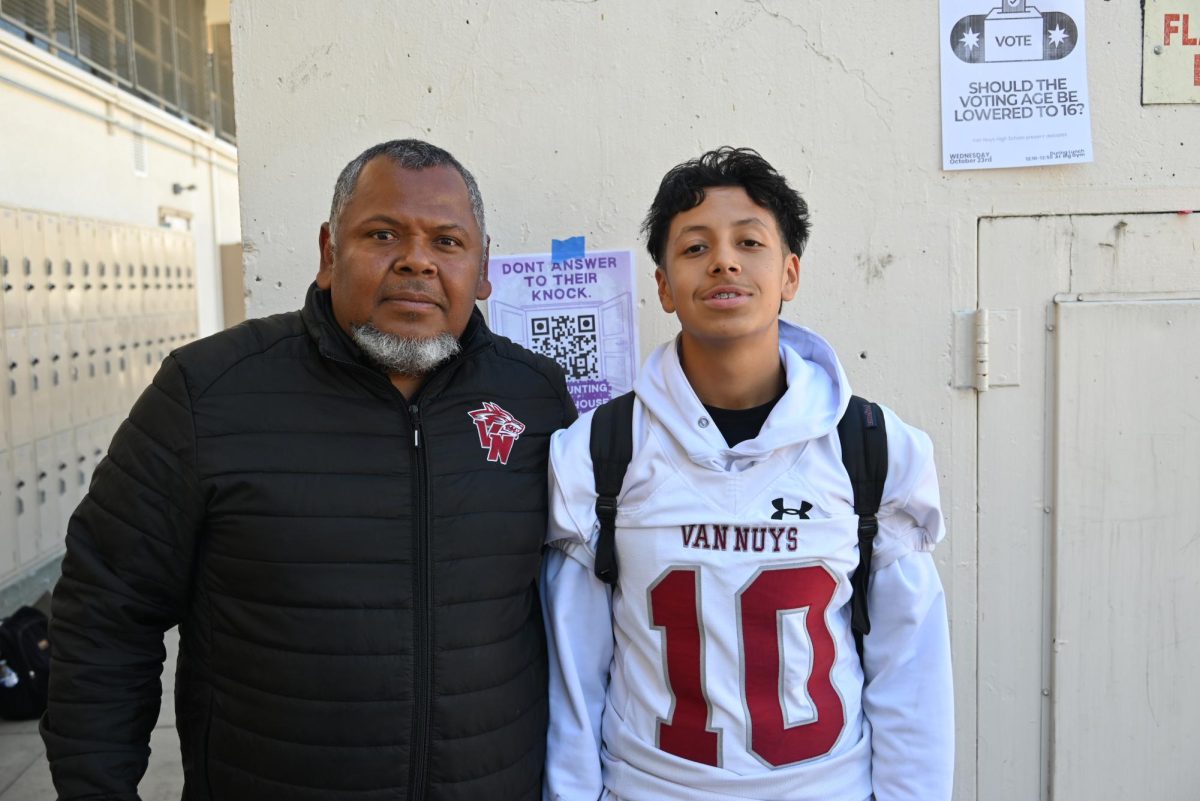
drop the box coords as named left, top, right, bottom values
left=370, top=231, right=396, bottom=241
left=435, top=237, right=462, bottom=248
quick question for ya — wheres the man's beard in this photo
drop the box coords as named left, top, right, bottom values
left=350, top=323, right=461, bottom=376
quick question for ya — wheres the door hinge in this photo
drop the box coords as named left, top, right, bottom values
left=954, top=308, right=1021, bottom=391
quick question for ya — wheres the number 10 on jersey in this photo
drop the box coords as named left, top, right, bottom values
left=648, top=564, right=845, bottom=768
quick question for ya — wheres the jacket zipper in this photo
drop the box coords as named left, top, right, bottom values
left=408, top=402, right=432, bottom=801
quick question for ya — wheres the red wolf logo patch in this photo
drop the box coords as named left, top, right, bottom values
left=468, top=402, right=526, bottom=465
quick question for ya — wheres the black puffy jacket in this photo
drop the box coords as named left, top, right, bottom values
left=41, top=285, right=576, bottom=800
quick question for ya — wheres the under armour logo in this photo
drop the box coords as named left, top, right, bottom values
left=770, top=498, right=812, bottom=520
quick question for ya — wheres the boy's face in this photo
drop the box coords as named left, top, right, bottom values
left=656, top=186, right=799, bottom=351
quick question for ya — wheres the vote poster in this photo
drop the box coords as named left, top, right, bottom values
left=487, top=246, right=639, bottom=413
left=940, top=0, right=1093, bottom=170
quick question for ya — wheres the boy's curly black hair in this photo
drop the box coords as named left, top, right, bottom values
left=641, top=146, right=811, bottom=267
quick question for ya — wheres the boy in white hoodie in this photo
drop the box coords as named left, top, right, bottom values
left=541, top=147, right=953, bottom=801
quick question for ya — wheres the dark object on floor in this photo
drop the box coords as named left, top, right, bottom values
left=0, top=605, right=51, bottom=720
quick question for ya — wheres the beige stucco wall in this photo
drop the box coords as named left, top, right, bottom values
left=230, top=2, right=1199, bottom=797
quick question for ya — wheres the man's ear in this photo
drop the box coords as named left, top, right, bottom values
left=780, top=253, right=800, bottom=302
left=316, top=222, right=334, bottom=289
left=475, top=236, right=492, bottom=300
left=655, top=267, right=676, bottom=314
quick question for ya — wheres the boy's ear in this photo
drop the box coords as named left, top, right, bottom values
left=781, top=253, right=800, bottom=302
left=655, top=267, right=676, bottom=314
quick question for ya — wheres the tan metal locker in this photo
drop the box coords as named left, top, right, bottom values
left=20, top=211, right=48, bottom=328
left=11, top=444, right=37, bottom=569
left=42, top=214, right=68, bottom=325
left=95, top=222, right=118, bottom=320
left=45, top=429, right=76, bottom=553
left=69, top=425, right=90, bottom=507
left=46, top=323, right=72, bottom=432
left=0, top=450, right=16, bottom=582
left=119, top=225, right=144, bottom=319
left=67, top=322, right=91, bottom=427
left=61, top=216, right=85, bottom=321
left=113, top=318, right=135, bottom=409
left=76, top=218, right=99, bottom=321
left=82, top=320, right=107, bottom=421
left=33, top=437, right=60, bottom=560
left=85, top=418, right=111, bottom=474
left=145, top=228, right=168, bottom=319
left=97, top=319, right=124, bottom=416
left=1, top=207, right=27, bottom=330
left=28, top=326, right=52, bottom=441
left=6, top=327, right=34, bottom=447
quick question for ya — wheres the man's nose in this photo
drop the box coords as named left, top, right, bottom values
left=392, top=241, right=437, bottom=275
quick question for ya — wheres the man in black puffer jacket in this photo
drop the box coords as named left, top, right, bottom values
left=41, top=140, right=577, bottom=800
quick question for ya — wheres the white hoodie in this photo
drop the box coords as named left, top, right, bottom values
left=542, top=321, right=953, bottom=801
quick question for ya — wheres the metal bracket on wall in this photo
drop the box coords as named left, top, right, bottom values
left=954, top=308, right=1021, bottom=391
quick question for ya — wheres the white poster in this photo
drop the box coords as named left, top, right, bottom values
left=487, top=241, right=639, bottom=414
left=940, top=0, right=1092, bottom=170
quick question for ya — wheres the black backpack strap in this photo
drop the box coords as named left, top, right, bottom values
left=590, top=391, right=636, bottom=585
left=837, top=396, right=888, bottom=664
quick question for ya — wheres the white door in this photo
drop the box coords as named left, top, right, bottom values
left=975, top=212, right=1199, bottom=801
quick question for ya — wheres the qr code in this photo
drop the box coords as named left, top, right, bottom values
left=530, top=314, right=598, bottom=379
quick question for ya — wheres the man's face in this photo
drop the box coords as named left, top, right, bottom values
left=655, top=185, right=799, bottom=349
left=317, top=160, right=491, bottom=344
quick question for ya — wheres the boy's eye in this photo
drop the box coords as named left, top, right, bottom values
left=741, top=238, right=763, bottom=247
left=683, top=243, right=707, bottom=255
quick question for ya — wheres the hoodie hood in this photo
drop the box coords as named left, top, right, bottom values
left=633, top=320, right=851, bottom=470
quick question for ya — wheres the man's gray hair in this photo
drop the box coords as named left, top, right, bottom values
left=328, top=139, right=487, bottom=249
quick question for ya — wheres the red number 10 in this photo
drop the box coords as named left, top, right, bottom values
left=648, top=565, right=844, bottom=768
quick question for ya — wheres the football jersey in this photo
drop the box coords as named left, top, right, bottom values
left=543, top=321, right=953, bottom=801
